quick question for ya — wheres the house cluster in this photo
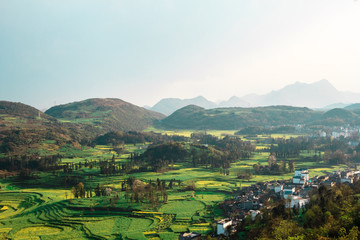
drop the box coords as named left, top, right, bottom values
left=269, top=169, right=312, bottom=208
left=215, top=168, right=360, bottom=236
left=215, top=182, right=275, bottom=236
left=315, top=126, right=360, bottom=140
left=317, top=169, right=360, bottom=185
left=179, top=168, right=360, bottom=238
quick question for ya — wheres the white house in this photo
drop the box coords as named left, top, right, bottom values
left=286, top=196, right=309, bottom=209
left=293, top=176, right=306, bottom=185
left=340, top=170, right=355, bottom=184
left=217, top=219, right=232, bottom=236
left=283, top=186, right=296, bottom=199
left=341, top=178, right=353, bottom=184
left=249, top=210, right=261, bottom=221
left=274, top=184, right=283, bottom=193
left=293, top=169, right=309, bottom=185
left=319, top=131, right=327, bottom=137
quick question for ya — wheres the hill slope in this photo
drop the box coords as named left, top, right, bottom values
left=46, top=98, right=165, bottom=132
left=0, top=101, right=94, bottom=155
left=345, top=103, right=360, bottom=110
left=157, top=105, right=323, bottom=130
left=316, top=108, right=360, bottom=126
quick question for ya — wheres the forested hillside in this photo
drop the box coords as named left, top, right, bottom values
left=157, top=105, right=360, bottom=130
left=0, top=101, right=98, bottom=156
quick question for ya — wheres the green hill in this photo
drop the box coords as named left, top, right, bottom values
left=45, top=98, right=165, bottom=132
left=156, top=105, right=322, bottom=130
left=0, top=101, right=95, bottom=156
left=323, top=108, right=358, bottom=119
left=315, top=108, right=360, bottom=126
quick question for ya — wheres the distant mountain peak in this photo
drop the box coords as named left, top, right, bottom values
left=293, top=81, right=304, bottom=85
left=229, top=96, right=241, bottom=100
left=192, top=96, right=207, bottom=100
left=316, top=79, right=330, bottom=84
left=150, top=96, right=217, bottom=115
left=152, top=79, right=360, bottom=114
left=241, top=79, right=345, bottom=108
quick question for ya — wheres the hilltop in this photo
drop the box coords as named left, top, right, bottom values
left=45, top=98, right=165, bottom=132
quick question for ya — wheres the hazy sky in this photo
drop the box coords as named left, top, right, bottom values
left=1, top=0, right=360, bottom=109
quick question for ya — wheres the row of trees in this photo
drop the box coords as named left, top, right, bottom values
left=235, top=125, right=296, bottom=135
left=252, top=154, right=295, bottom=174
left=68, top=177, right=185, bottom=209
left=93, top=130, right=189, bottom=146
left=0, top=154, right=62, bottom=172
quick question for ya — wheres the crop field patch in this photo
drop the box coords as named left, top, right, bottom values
left=159, top=200, right=205, bottom=218
left=188, top=226, right=212, bottom=234
left=170, top=224, right=188, bottom=233
left=14, top=226, right=62, bottom=238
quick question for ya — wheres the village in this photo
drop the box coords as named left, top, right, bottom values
left=179, top=168, right=360, bottom=239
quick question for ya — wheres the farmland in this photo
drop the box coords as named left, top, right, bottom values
left=0, top=132, right=350, bottom=239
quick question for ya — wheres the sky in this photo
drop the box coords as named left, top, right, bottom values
left=1, top=0, right=360, bottom=110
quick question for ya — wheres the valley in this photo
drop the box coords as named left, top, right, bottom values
left=1, top=99, right=360, bottom=239
left=3, top=1, right=360, bottom=238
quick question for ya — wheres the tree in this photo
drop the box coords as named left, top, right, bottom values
left=273, top=220, right=303, bottom=240
left=71, top=187, right=78, bottom=198
left=268, top=154, right=277, bottom=167
left=339, top=226, right=360, bottom=240
left=76, top=182, right=85, bottom=198
left=304, top=205, right=323, bottom=228
left=253, top=163, right=260, bottom=173
left=279, top=160, right=286, bottom=172
left=288, top=160, right=295, bottom=172
left=105, top=187, right=112, bottom=196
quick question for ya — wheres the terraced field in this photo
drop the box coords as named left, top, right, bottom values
left=0, top=188, right=222, bottom=240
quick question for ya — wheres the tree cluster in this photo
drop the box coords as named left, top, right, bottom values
left=237, top=183, right=360, bottom=239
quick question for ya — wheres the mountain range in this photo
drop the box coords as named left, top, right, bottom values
left=148, top=79, right=360, bottom=115
left=3, top=94, right=360, bottom=155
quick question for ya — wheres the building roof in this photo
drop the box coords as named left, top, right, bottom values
left=180, top=232, right=201, bottom=238
left=217, top=219, right=232, bottom=224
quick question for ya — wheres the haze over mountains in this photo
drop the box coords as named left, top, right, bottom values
left=148, top=80, right=360, bottom=115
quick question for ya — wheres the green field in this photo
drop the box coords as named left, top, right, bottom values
left=145, top=127, right=237, bottom=138
left=0, top=132, right=347, bottom=239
